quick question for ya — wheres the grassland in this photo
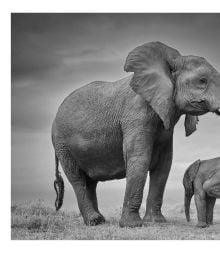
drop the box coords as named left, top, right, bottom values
left=11, top=201, right=220, bottom=240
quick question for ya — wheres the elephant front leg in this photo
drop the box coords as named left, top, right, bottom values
left=206, top=196, right=216, bottom=226
left=119, top=132, right=153, bottom=228
left=143, top=140, right=173, bottom=224
left=194, top=190, right=208, bottom=228
left=119, top=156, right=150, bottom=228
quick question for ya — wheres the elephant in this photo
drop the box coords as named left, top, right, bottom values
left=52, top=41, right=220, bottom=227
left=183, top=157, right=220, bottom=228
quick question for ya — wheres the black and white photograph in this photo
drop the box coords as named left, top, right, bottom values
left=11, top=13, right=220, bottom=240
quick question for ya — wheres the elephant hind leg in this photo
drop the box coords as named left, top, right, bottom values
left=85, top=176, right=105, bottom=223
left=55, top=145, right=105, bottom=226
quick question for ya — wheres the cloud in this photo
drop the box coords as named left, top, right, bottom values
left=11, top=13, right=220, bottom=133
left=11, top=14, right=122, bottom=84
left=12, top=13, right=220, bottom=82
left=12, top=48, right=63, bottom=80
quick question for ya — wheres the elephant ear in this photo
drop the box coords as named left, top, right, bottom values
left=184, top=115, right=199, bottom=137
left=124, top=41, right=180, bottom=129
left=183, top=159, right=201, bottom=195
left=183, top=159, right=200, bottom=222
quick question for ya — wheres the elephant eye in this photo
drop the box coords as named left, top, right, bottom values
left=196, top=77, right=208, bottom=89
left=199, top=77, right=207, bottom=84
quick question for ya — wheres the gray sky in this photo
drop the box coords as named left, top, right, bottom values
left=11, top=14, right=220, bottom=211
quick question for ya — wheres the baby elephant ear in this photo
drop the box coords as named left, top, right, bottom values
left=184, top=159, right=201, bottom=192
left=184, top=115, right=199, bottom=137
left=124, top=41, right=180, bottom=130
left=183, top=159, right=201, bottom=222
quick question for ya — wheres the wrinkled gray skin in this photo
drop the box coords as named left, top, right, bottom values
left=52, top=42, right=220, bottom=227
left=183, top=158, right=220, bottom=228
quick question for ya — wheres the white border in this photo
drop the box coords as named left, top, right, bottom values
left=5, top=0, right=220, bottom=13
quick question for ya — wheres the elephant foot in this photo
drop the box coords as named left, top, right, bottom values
left=119, top=210, right=143, bottom=228
left=84, top=212, right=105, bottom=226
left=206, top=218, right=213, bottom=226
left=196, top=221, right=209, bottom=228
left=143, top=211, right=167, bottom=225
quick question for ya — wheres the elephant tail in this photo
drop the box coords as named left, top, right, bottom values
left=53, top=154, right=65, bottom=211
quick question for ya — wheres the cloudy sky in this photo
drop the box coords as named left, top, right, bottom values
left=11, top=14, right=220, bottom=211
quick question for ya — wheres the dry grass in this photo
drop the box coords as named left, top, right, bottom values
left=11, top=201, right=220, bottom=240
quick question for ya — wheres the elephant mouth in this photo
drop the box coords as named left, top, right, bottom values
left=188, top=103, right=220, bottom=116
left=187, top=100, right=209, bottom=115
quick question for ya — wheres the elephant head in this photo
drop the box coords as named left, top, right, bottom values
left=124, top=42, right=220, bottom=135
left=183, top=159, right=201, bottom=222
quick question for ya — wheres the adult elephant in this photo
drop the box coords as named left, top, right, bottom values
left=52, top=42, right=220, bottom=227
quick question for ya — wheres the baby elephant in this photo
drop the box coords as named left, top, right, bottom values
left=183, top=157, right=220, bottom=228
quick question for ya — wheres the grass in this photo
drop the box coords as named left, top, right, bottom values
left=11, top=201, right=220, bottom=240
